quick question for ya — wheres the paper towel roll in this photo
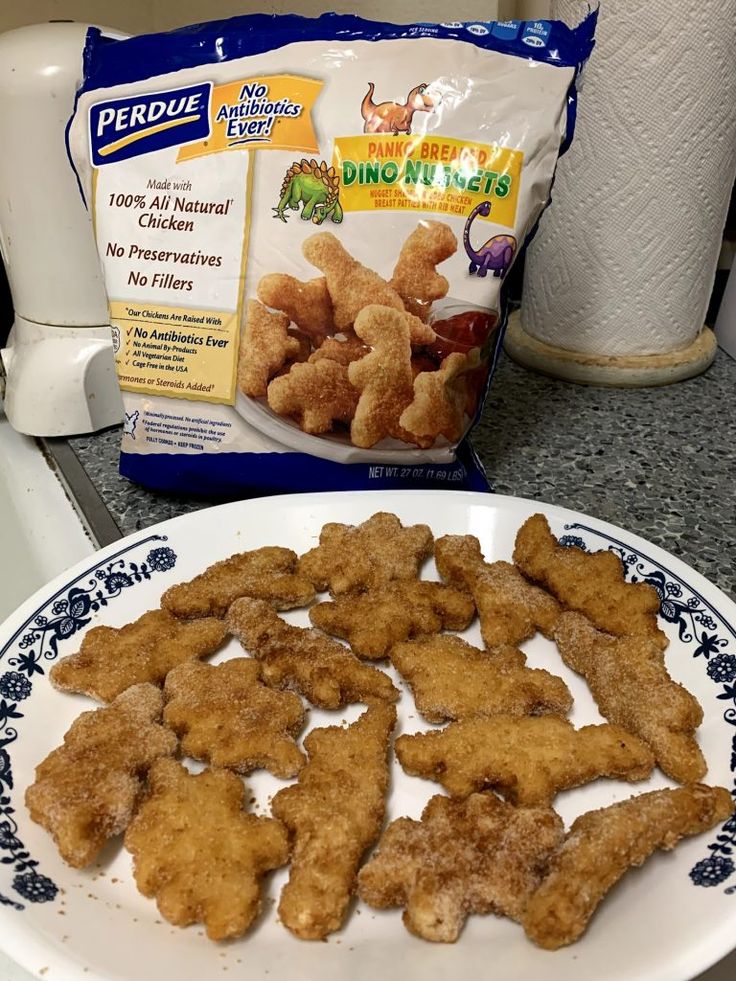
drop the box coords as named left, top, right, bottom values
left=521, top=0, right=736, bottom=358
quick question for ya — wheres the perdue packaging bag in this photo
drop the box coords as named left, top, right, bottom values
left=68, top=12, right=596, bottom=496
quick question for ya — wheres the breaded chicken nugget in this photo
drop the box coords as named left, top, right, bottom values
left=125, top=759, right=289, bottom=941
left=390, top=220, right=458, bottom=321
left=523, top=784, right=734, bottom=949
left=161, top=546, right=315, bottom=618
left=267, top=359, right=359, bottom=434
left=308, top=333, right=370, bottom=366
left=436, top=534, right=561, bottom=648
left=163, top=658, right=306, bottom=777
left=395, top=715, right=655, bottom=805
left=399, top=350, right=478, bottom=445
left=514, top=514, right=666, bottom=647
left=226, top=597, right=399, bottom=708
left=390, top=636, right=572, bottom=722
left=358, top=792, right=563, bottom=942
left=238, top=300, right=302, bottom=397
left=298, top=511, right=433, bottom=596
left=271, top=703, right=396, bottom=939
left=309, top=580, right=474, bottom=659
left=257, top=273, right=335, bottom=344
left=50, top=609, right=227, bottom=703
left=555, top=612, right=706, bottom=783
left=25, top=684, right=176, bottom=868
left=302, top=233, right=435, bottom=346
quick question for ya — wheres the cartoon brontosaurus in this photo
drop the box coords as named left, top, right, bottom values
left=361, top=83, right=435, bottom=135
left=463, top=201, right=517, bottom=278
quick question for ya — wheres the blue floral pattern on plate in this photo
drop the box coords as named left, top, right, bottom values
left=0, top=537, right=177, bottom=909
left=562, top=522, right=736, bottom=893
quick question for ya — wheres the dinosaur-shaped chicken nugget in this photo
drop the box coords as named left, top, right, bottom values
left=399, top=350, right=479, bottom=445
left=257, top=273, right=335, bottom=344
left=349, top=305, right=426, bottom=448
left=267, top=359, right=359, bottom=434
left=436, top=534, right=561, bottom=648
left=272, top=703, right=396, bottom=939
left=125, top=759, right=290, bottom=941
left=390, top=635, right=572, bottom=722
left=50, top=609, right=227, bottom=703
left=309, top=580, right=474, bottom=658
left=358, top=792, right=563, bottom=942
left=390, top=220, right=458, bottom=321
left=308, top=332, right=370, bottom=365
left=302, top=232, right=435, bottom=343
left=25, top=684, right=177, bottom=868
left=238, top=299, right=302, bottom=397
left=161, top=545, right=315, bottom=618
left=298, top=511, right=433, bottom=596
left=163, top=658, right=306, bottom=777
left=523, top=784, right=734, bottom=949
left=226, top=597, right=399, bottom=708
left=514, top=513, right=666, bottom=648
left=555, top=612, right=706, bottom=783
left=395, top=715, right=655, bottom=806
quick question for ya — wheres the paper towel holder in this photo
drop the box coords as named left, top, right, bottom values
left=504, top=314, right=717, bottom=388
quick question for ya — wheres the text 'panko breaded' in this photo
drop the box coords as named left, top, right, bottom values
left=50, top=609, right=227, bottom=703
left=163, top=658, right=306, bottom=777
left=161, top=545, right=315, bottom=618
left=358, top=792, right=564, bottom=942
left=435, top=534, right=561, bottom=648
left=25, top=684, right=176, bottom=868
left=226, top=597, right=398, bottom=708
left=309, top=580, right=474, bottom=659
left=272, top=703, right=396, bottom=940
left=523, top=784, right=734, bottom=950
left=390, top=635, right=572, bottom=723
left=555, top=612, right=706, bottom=784
left=395, top=715, right=655, bottom=805
left=298, top=511, right=433, bottom=596
left=125, top=759, right=290, bottom=941
left=513, top=513, right=666, bottom=648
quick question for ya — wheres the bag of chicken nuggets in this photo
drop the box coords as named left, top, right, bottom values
left=67, top=12, right=596, bottom=496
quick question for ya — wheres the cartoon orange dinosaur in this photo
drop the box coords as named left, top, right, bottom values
left=360, top=83, right=436, bottom=135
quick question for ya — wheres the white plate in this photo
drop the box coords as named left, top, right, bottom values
left=1, top=491, right=735, bottom=981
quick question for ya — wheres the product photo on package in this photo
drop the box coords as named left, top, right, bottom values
left=67, top=12, right=596, bottom=496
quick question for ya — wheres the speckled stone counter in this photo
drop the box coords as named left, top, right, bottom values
left=68, top=349, right=736, bottom=601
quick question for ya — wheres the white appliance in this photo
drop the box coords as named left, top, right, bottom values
left=0, top=22, right=124, bottom=436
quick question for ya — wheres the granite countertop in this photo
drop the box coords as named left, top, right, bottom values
left=68, top=349, right=736, bottom=601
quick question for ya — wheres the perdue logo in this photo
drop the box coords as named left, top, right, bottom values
left=89, top=82, right=213, bottom=166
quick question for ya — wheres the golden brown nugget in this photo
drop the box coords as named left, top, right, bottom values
left=271, top=703, right=396, bottom=939
left=395, top=715, right=655, bottom=805
left=309, top=580, right=474, bottom=658
left=390, top=220, right=458, bottom=321
left=50, top=609, right=227, bottom=703
left=238, top=299, right=302, bottom=397
left=125, top=759, right=289, bottom=941
left=302, top=232, right=435, bottom=343
left=523, top=784, right=734, bottom=950
left=390, top=635, right=572, bottom=722
left=348, top=305, right=420, bottom=448
left=267, top=359, right=359, bottom=434
left=298, top=511, right=433, bottom=596
left=555, top=612, right=706, bottom=783
left=400, top=350, right=479, bottom=444
left=161, top=545, right=315, bottom=618
left=163, top=658, right=305, bottom=778
left=226, top=597, right=399, bottom=708
left=514, top=513, right=667, bottom=647
left=358, top=792, right=563, bottom=942
left=25, top=684, right=176, bottom=868
left=436, top=534, right=562, bottom=648
left=307, top=333, right=370, bottom=365
left=257, top=273, right=335, bottom=344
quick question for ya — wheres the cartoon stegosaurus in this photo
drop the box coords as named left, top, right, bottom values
left=274, top=159, right=343, bottom=224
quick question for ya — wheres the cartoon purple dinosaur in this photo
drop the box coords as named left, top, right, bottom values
left=463, top=201, right=517, bottom=278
